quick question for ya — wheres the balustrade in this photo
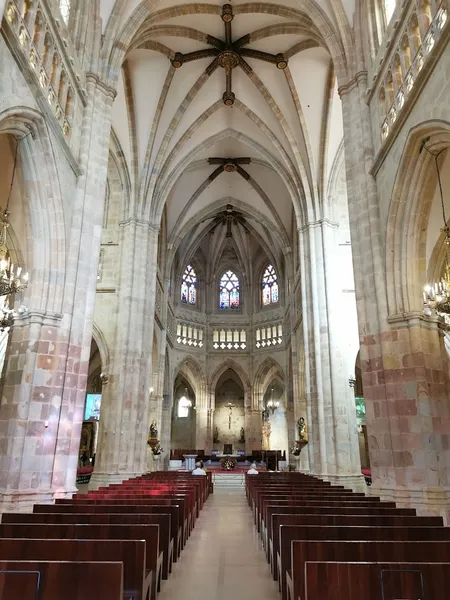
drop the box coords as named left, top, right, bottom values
left=255, top=323, right=283, bottom=349
left=376, top=0, right=448, bottom=142
left=212, top=328, right=246, bottom=350
left=4, top=0, right=85, bottom=139
left=176, top=323, right=204, bottom=348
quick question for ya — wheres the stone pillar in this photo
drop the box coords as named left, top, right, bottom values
left=289, top=286, right=310, bottom=472
left=90, top=222, right=160, bottom=488
left=195, top=407, right=208, bottom=451
left=0, top=75, right=115, bottom=511
left=340, top=73, right=450, bottom=514
left=160, top=392, right=172, bottom=470
left=299, top=220, right=364, bottom=491
left=245, top=409, right=262, bottom=455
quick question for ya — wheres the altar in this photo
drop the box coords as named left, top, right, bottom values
left=216, top=454, right=240, bottom=459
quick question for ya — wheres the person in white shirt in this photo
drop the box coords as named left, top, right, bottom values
left=192, top=461, right=206, bottom=475
left=247, top=463, right=259, bottom=474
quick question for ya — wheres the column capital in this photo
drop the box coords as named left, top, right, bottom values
left=297, top=218, right=339, bottom=233
left=119, top=217, right=160, bottom=233
left=337, top=70, right=368, bottom=98
left=85, top=73, right=117, bottom=101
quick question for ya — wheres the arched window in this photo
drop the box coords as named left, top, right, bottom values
left=178, top=396, right=192, bottom=418
left=262, top=265, right=279, bottom=306
left=384, top=0, right=396, bottom=24
left=59, top=0, right=71, bottom=24
left=180, top=265, right=197, bottom=305
left=219, top=270, right=240, bottom=310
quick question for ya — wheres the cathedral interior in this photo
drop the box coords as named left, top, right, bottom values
left=0, top=0, right=450, bottom=524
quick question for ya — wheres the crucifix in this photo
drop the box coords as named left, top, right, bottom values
left=225, top=402, right=236, bottom=429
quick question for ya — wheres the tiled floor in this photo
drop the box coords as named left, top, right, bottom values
left=158, top=485, right=280, bottom=600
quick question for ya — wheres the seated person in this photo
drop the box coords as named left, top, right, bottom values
left=192, top=461, right=206, bottom=475
left=247, top=462, right=259, bottom=474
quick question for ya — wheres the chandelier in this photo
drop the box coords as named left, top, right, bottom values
left=266, top=388, right=280, bottom=414
left=422, top=142, right=449, bottom=316
left=0, top=209, right=28, bottom=298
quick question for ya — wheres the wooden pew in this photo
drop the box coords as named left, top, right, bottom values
left=0, top=523, right=162, bottom=600
left=288, top=540, right=450, bottom=600
left=0, top=539, right=147, bottom=600
left=2, top=512, right=173, bottom=580
left=304, top=561, right=450, bottom=600
left=35, top=503, right=183, bottom=560
left=269, top=512, right=444, bottom=579
left=280, top=525, right=450, bottom=600
left=0, top=560, right=123, bottom=599
left=258, top=497, right=400, bottom=539
left=71, top=491, right=195, bottom=534
left=58, top=497, right=189, bottom=548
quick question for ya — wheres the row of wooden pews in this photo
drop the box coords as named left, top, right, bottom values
left=246, top=472, right=449, bottom=600
left=0, top=470, right=211, bottom=599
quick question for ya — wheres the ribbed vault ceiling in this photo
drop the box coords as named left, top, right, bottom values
left=105, top=0, right=353, bottom=269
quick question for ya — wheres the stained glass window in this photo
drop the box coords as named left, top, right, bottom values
left=59, top=0, right=71, bottom=24
left=384, top=0, right=396, bottom=23
left=181, top=265, right=197, bottom=306
left=219, top=271, right=240, bottom=310
left=262, top=265, right=279, bottom=306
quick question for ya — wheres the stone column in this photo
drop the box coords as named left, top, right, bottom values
left=299, top=220, right=364, bottom=491
left=160, top=392, right=172, bottom=469
left=340, top=74, right=450, bottom=514
left=245, top=409, right=262, bottom=455
left=195, top=408, right=208, bottom=451
left=0, top=75, right=115, bottom=511
left=90, top=221, right=160, bottom=488
left=289, top=285, right=310, bottom=472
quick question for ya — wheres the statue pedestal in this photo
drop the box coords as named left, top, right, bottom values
left=184, top=454, right=197, bottom=471
left=291, top=440, right=309, bottom=472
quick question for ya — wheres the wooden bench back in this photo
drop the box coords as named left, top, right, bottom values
left=0, top=523, right=159, bottom=575
left=304, top=561, right=450, bottom=600
left=291, top=540, right=450, bottom=600
left=0, top=560, right=123, bottom=600
left=0, top=539, right=145, bottom=600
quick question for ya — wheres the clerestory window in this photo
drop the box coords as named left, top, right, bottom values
left=219, top=270, right=240, bottom=310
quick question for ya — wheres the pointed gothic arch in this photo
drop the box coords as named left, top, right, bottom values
left=209, top=359, right=251, bottom=395
left=385, top=120, right=450, bottom=317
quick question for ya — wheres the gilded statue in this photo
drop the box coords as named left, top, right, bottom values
left=149, top=419, right=158, bottom=439
left=297, top=417, right=308, bottom=442
left=262, top=419, right=271, bottom=451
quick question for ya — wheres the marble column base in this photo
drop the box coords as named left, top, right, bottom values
left=369, top=484, right=450, bottom=522
left=311, top=472, right=368, bottom=494
left=292, top=455, right=310, bottom=473
left=0, top=487, right=75, bottom=513
left=89, top=471, right=143, bottom=490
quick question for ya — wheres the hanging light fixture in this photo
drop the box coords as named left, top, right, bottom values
left=0, top=141, right=28, bottom=298
left=266, top=387, right=280, bottom=414
left=0, top=209, right=28, bottom=298
left=422, top=141, right=450, bottom=316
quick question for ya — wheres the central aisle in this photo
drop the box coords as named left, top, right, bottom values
left=158, top=482, right=279, bottom=600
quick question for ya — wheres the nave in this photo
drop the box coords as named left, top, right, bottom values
left=159, top=483, right=279, bottom=600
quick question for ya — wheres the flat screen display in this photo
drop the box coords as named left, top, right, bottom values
left=84, top=394, right=102, bottom=421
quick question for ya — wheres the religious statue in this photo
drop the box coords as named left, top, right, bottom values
left=297, top=417, right=308, bottom=442
left=262, top=419, right=271, bottom=451
left=149, top=419, right=158, bottom=439
left=213, top=426, right=220, bottom=443
left=239, top=427, right=245, bottom=443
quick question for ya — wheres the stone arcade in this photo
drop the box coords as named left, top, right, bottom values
left=0, top=0, right=449, bottom=522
